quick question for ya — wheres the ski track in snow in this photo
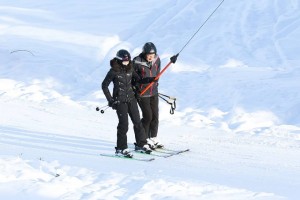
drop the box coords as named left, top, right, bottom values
left=1, top=122, right=299, bottom=199
left=0, top=126, right=114, bottom=156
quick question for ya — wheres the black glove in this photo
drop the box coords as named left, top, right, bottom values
left=170, top=54, right=179, bottom=64
left=140, top=77, right=157, bottom=84
left=135, top=92, right=141, bottom=102
left=108, top=100, right=119, bottom=110
left=132, top=86, right=141, bottom=102
left=148, top=77, right=157, bottom=82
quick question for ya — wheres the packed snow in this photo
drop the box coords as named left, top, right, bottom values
left=1, top=0, right=300, bottom=199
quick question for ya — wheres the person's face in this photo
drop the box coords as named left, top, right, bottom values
left=145, top=53, right=155, bottom=62
left=122, top=61, right=130, bottom=65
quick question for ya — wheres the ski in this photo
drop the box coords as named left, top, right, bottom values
left=132, top=150, right=168, bottom=158
left=99, top=153, right=155, bottom=162
left=155, top=147, right=190, bottom=153
left=154, top=148, right=190, bottom=156
left=131, top=148, right=190, bottom=158
left=127, top=144, right=190, bottom=158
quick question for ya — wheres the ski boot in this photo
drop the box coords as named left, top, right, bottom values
left=150, top=137, right=164, bottom=149
left=115, top=148, right=133, bottom=158
left=146, top=138, right=156, bottom=150
left=134, top=143, right=152, bottom=154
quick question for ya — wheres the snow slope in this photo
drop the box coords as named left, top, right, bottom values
left=1, top=0, right=300, bottom=199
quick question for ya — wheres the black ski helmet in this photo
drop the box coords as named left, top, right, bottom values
left=116, top=49, right=131, bottom=61
left=142, top=42, right=157, bottom=54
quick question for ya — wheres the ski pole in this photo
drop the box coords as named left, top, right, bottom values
left=96, top=100, right=120, bottom=114
left=159, top=93, right=176, bottom=101
left=158, top=93, right=177, bottom=115
left=96, top=105, right=109, bottom=114
left=158, top=95, right=176, bottom=114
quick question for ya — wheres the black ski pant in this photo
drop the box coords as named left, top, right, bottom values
left=115, top=99, right=148, bottom=150
left=138, top=94, right=159, bottom=138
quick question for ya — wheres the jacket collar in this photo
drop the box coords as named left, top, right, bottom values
left=134, top=53, right=159, bottom=68
left=110, top=58, right=132, bottom=72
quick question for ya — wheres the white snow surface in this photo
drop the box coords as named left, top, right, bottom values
left=0, top=0, right=300, bottom=199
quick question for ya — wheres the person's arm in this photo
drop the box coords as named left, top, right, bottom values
left=156, top=57, right=161, bottom=75
left=133, top=70, right=156, bottom=84
left=102, top=69, right=114, bottom=102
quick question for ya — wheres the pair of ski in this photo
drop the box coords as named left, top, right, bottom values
left=99, top=147, right=189, bottom=162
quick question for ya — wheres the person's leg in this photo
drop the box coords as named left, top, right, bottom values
left=138, top=97, right=152, bottom=138
left=149, top=94, right=159, bottom=138
left=116, top=103, right=129, bottom=150
left=128, top=99, right=148, bottom=147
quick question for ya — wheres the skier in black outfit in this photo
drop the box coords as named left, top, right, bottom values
left=133, top=42, right=163, bottom=149
left=102, top=49, right=155, bottom=157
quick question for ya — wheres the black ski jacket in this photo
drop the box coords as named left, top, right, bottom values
left=102, top=58, right=145, bottom=103
left=133, top=53, right=161, bottom=97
